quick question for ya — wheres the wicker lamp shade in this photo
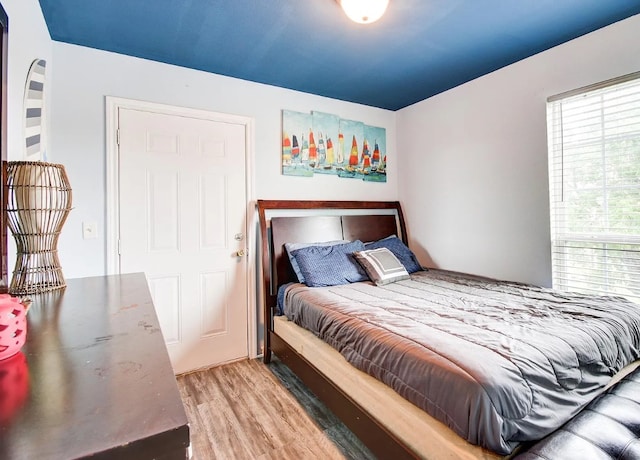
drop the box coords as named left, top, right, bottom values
left=6, top=161, right=72, bottom=295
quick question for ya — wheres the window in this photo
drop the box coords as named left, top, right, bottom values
left=547, top=72, right=640, bottom=302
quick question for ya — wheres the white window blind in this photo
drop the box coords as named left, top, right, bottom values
left=547, top=72, right=640, bottom=303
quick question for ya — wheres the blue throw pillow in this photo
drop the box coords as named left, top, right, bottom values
left=365, top=235, right=423, bottom=273
left=284, top=240, right=349, bottom=283
left=291, top=240, right=368, bottom=287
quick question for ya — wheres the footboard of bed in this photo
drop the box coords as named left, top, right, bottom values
left=268, top=331, right=418, bottom=460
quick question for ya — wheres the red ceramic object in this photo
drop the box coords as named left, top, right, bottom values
left=0, top=294, right=27, bottom=360
left=0, top=351, right=29, bottom=425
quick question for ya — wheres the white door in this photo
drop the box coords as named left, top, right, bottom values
left=117, top=107, right=248, bottom=374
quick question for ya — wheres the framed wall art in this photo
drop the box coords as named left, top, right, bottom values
left=282, top=109, right=387, bottom=182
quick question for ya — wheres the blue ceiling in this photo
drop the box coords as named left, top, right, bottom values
left=38, top=0, right=640, bottom=111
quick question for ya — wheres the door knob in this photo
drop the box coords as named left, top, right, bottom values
left=236, top=249, right=246, bottom=257
left=234, top=233, right=244, bottom=241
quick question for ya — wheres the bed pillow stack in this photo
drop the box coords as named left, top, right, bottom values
left=286, top=235, right=423, bottom=287
left=289, top=240, right=368, bottom=287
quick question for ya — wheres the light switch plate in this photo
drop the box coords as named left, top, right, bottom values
left=82, top=221, right=98, bottom=239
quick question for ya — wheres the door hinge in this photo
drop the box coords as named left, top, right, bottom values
left=117, top=239, right=121, bottom=255
left=116, top=128, right=120, bottom=146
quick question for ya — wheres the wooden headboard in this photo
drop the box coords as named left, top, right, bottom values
left=257, top=200, right=424, bottom=458
left=257, top=200, right=408, bottom=329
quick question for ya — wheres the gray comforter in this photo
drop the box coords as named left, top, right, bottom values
left=281, top=270, right=640, bottom=455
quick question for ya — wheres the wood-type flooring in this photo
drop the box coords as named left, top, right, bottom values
left=177, top=358, right=374, bottom=460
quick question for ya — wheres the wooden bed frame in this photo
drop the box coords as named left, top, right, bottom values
left=257, top=199, right=419, bottom=459
left=257, top=200, right=640, bottom=459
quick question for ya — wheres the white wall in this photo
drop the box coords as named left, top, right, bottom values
left=2, top=0, right=52, bottom=161
left=1, top=0, right=52, bottom=280
left=397, top=14, right=640, bottom=287
left=49, top=43, right=397, bottom=278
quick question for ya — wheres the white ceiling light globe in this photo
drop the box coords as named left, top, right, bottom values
left=339, top=0, right=390, bottom=24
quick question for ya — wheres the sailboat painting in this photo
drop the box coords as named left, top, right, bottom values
left=311, top=111, right=340, bottom=175
left=282, top=109, right=387, bottom=183
left=363, top=125, right=387, bottom=182
left=337, top=118, right=364, bottom=179
left=282, top=110, right=313, bottom=177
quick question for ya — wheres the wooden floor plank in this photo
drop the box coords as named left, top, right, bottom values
left=177, top=358, right=374, bottom=460
left=177, top=383, right=216, bottom=459
left=211, top=365, right=290, bottom=457
left=267, top=359, right=347, bottom=432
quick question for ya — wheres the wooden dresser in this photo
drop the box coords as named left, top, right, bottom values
left=0, top=273, right=190, bottom=459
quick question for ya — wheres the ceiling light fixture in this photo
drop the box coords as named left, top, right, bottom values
left=338, top=0, right=389, bottom=24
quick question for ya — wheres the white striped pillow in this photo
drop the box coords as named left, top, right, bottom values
left=353, top=247, right=410, bottom=286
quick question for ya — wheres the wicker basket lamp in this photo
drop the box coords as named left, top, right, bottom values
left=6, top=161, right=72, bottom=295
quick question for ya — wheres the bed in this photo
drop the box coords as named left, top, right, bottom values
left=257, top=200, right=640, bottom=459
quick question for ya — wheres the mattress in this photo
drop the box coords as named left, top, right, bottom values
left=280, top=269, right=640, bottom=454
left=273, top=315, right=502, bottom=460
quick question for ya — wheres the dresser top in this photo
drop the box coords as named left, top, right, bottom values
left=0, top=273, right=189, bottom=459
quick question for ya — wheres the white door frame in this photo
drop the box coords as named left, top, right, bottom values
left=105, top=96, right=257, bottom=359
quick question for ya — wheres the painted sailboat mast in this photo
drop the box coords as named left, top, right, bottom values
left=282, top=132, right=291, bottom=165
left=361, top=139, right=371, bottom=172
left=337, top=133, right=344, bottom=164
left=308, top=129, right=317, bottom=168
left=326, top=137, right=334, bottom=165
left=317, top=132, right=326, bottom=166
left=291, top=135, right=300, bottom=163
left=301, top=134, right=309, bottom=163
left=372, top=139, right=380, bottom=167
left=348, top=135, right=359, bottom=170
